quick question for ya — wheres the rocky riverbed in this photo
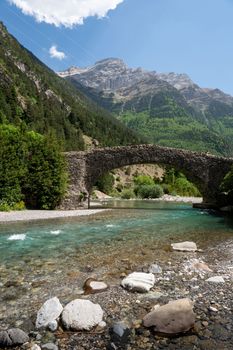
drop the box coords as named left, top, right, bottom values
left=0, top=231, right=232, bottom=350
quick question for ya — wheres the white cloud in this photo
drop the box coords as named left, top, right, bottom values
left=49, top=45, right=66, bottom=60
left=8, top=0, right=124, bottom=27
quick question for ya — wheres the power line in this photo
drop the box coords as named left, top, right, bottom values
left=2, top=1, right=97, bottom=67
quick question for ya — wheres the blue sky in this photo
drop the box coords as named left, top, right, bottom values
left=1, top=0, right=233, bottom=94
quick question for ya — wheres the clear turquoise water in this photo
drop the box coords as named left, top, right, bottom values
left=0, top=201, right=233, bottom=265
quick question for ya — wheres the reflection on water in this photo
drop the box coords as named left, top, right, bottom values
left=0, top=201, right=233, bottom=267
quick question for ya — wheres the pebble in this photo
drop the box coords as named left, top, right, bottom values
left=171, top=241, right=198, bottom=252
left=206, top=276, right=225, bottom=283
left=41, top=343, right=58, bottom=350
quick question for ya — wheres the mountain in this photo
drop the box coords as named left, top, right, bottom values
left=0, top=24, right=142, bottom=151
left=59, top=58, right=233, bottom=156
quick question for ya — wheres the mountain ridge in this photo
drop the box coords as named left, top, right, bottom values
left=0, top=24, right=143, bottom=151
left=59, top=58, right=233, bottom=156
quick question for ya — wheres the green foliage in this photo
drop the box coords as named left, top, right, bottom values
left=137, top=184, right=164, bottom=199
left=95, top=173, right=115, bottom=194
left=162, top=168, right=201, bottom=197
left=173, top=177, right=201, bottom=197
left=120, top=111, right=232, bottom=156
left=134, top=175, right=154, bottom=186
left=0, top=22, right=143, bottom=151
left=0, top=123, right=67, bottom=210
left=22, top=131, right=67, bottom=209
left=121, top=188, right=136, bottom=199
left=221, top=167, right=233, bottom=193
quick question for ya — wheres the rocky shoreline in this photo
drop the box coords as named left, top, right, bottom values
left=0, top=209, right=108, bottom=223
left=0, top=237, right=232, bottom=350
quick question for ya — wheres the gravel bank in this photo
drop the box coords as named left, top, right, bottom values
left=0, top=209, right=108, bottom=223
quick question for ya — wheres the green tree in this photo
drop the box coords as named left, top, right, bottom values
left=0, top=124, right=67, bottom=210
left=95, top=172, right=115, bottom=194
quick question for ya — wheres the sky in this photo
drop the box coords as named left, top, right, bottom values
left=1, top=0, right=233, bottom=94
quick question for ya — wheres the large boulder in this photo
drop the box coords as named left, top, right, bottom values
left=143, top=298, right=195, bottom=335
left=171, top=241, right=197, bottom=252
left=36, top=297, right=63, bottom=329
left=0, top=328, right=29, bottom=347
left=62, top=299, right=104, bottom=331
left=121, top=272, right=155, bottom=293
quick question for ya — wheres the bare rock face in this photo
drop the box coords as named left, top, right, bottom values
left=83, top=278, right=108, bottom=294
left=121, top=272, right=155, bottom=293
left=143, top=298, right=195, bottom=335
left=36, top=297, right=63, bottom=329
left=0, top=328, right=29, bottom=347
left=62, top=299, right=104, bottom=330
left=171, top=241, right=197, bottom=252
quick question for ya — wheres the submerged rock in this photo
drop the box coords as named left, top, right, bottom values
left=62, top=299, right=104, bottom=330
left=121, top=272, right=155, bottom=293
left=148, top=264, right=162, bottom=274
left=143, top=298, right=195, bottom=335
left=171, top=241, right=197, bottom=252
left=36, top=297, right=63, bottom=329
left=83, top=278, right=108, bottom=294
left=206, top=276, right=225, bottom=283
left=0, top=328, right=29, bottom=347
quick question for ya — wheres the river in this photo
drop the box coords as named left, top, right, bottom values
left=0, top=201, right=232, bottom=348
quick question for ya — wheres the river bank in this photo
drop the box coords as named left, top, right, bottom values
left=0, top=203, right=232, bottom=349
left=0, top=196, right=202, bottom=223
left=1, top=227, right=232, bottom=349
left=95, top=194, right=203, bottom=204
left=0, top=209, right=108, bottom=223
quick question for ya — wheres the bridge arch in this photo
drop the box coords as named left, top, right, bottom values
left=62, top=145, right=233, bottom=209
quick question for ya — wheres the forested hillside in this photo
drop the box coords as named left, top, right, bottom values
left=0, top=23, right=143, bottom=151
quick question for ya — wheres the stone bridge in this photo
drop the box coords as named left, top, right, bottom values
left=61, top=144, right=233, bottom=209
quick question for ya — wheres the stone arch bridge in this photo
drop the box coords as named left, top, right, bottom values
left=61, top=144, right=233, bottom=209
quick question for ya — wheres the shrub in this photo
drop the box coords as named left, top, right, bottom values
left=121, top=188, right=135, bottom=199
left=134, top=175, right=154, bottom=186
left=137, top=184, right=164, bottom=199
left=95, top=172, right=115, bottom=194
left=174, top=177, right=200, bottom=197
left=221, top=167, right=233, bottom=193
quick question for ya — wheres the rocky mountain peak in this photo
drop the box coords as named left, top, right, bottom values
left=156, top=72, right=195, bottom=90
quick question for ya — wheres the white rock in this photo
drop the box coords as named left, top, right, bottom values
left=98, top=321, right=107, bottom=328
left=121, top=272, right=155, bottom=293
left=62, top=299, right=104, bottom=330
left=36, top=297, right=63, bottom=329
left=31, top=345, right=41, bottom=350
left=209, top=306, right=218, bottom=312
left=48, top=320, right=58, bottom=332
left=206, top=276, right=225, bottom=283
left=148, top=264, right=162, bottom=274
left=171, top=241, right=197, bottom=252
